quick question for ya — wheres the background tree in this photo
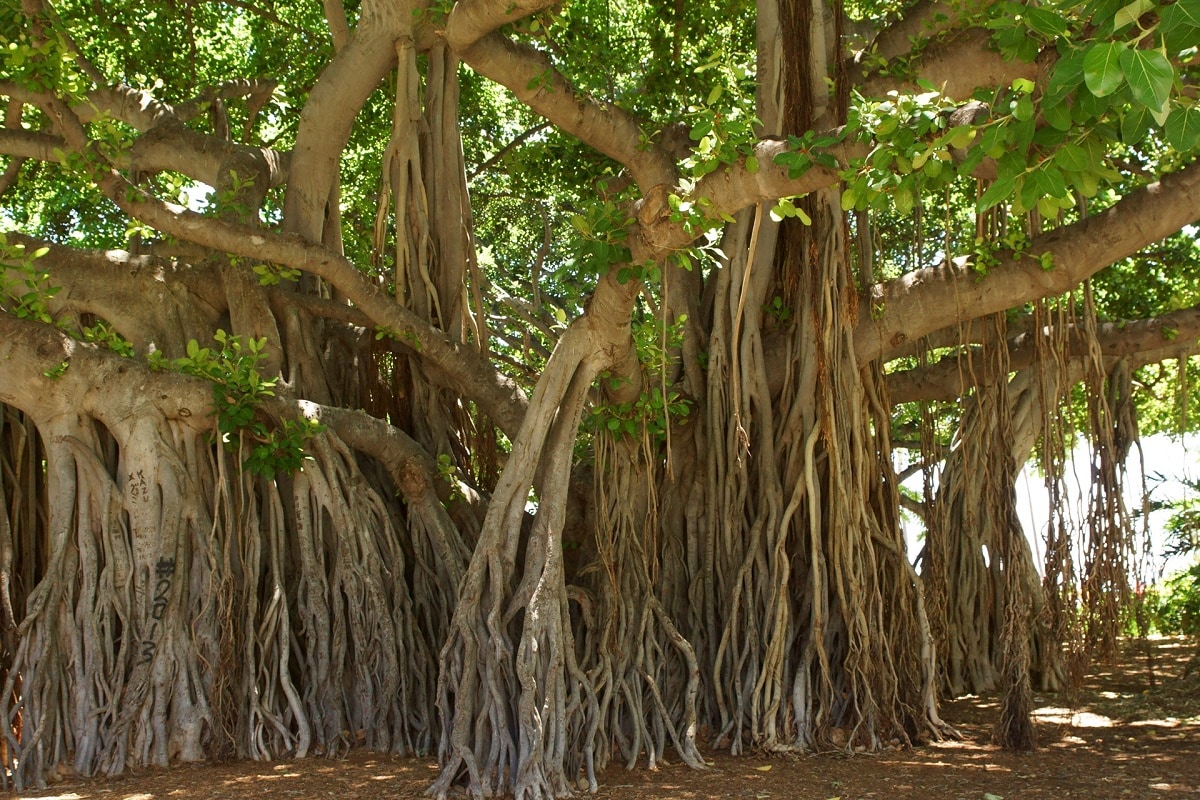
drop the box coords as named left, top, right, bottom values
left=1, top=0, right=1199, bottom=795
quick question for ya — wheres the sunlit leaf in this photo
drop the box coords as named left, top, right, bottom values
left=1165, top=105, right=1200, bottom=150
left=1120, top=48, right=1174, bottom=111
left=1083, top=42, right=1128, bottom=97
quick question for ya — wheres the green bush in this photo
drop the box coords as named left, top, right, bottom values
left=1147, top=561, right=1200, bottom=636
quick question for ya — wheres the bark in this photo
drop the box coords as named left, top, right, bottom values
left=0, top=313, right=461, bottom=788
left=856, top=160, right=1200, bottom=362
left=3, top=0, right=1198, bottom=794
left=888, top=303, right=1200, bottom=404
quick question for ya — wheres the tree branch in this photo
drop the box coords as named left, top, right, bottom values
left=856, top=159, right=1200, bottom=363
left=322, top=0, right=351, bottom=50
left=867, top=0, right=997, bottom=63
left=456, top=34, right=677, bottom=193
left=639, top=136, right=860, bottom=252
left=887, top=305, right=1200, bottom=404
left=0, top=86, right=289, bottom=190
left=0, top=310, right=462, bottom=513
left=1, top=232, right=226, bottom=353
left=859, top=28, right=1049, bottom=101
left=445, top=0, right=559, bottom=52
left=281, top=18, right=400, bottom=240
left=99, top=181, right=528, bottom=437
left=468, top=121, right=550, bottom=181
left=0, top=128, right=61, bottom=162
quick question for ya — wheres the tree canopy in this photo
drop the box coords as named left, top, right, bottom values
left=1, top=0, right=1199, bottom=795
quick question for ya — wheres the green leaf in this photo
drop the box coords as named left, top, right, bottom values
left=1034, top=165, right=1067, bottom=199
left=1112, top=0, right=1154, bottom=30
left=1014, top=94, right=1035, bottom=122
left=840, top=188, right=857, bottom=211
left=1044, top=102, right=1074, bottom=131
left=1070, top=168, right=1100, bottom=197
left=1012, top=77, right=1037, bottom=95
left=1120, top=104, right=1153, bottom=144
left=947, top=126, right=977, bottom=149
left=1168, top=0, right=1200, bottom=26
left=1054, top=142, right=1090, bottom=173
left=1083, top=42, right=1128, bottom=97
left=977, top=176, right=1015, bottom=211
left=769, top=198, right=794, bottom=221
left=1044, top=49, right=1085, bottom=107
left=745, top=155, right=759, bottom=174
left=1119, top=48, right=1174, bottom=111
left=1161, top=0, right=1200, bottom=50
left=1018, top=173, right=1041, bottom=213
left=1165, top=105, right=1200, bottom=150
left=1024, top=7, right=1070, bottom=37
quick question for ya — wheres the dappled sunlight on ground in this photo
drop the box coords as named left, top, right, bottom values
left=1031, top=707, right=1115, bottom=726
left=14, top=638, right=1200, bottom=800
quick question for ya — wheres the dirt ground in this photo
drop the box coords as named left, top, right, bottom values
left=15, top=637, right=1200, bottom=800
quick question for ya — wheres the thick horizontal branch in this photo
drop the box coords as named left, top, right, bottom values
left=129, top=117, right=289, bottom=190
left=86, top=81, right=280, bottom=131
left=0, top=89, right=289, bottom=190
left=856, top=159, right=1200, bottom=363
left=458, top=34, right=676, bottom=193
left=859, top=28, right=1049, bottom=101
left=639, top=137, right=859, bottom=252
left=3, top=234, right=510, bottom=430
left=887, top=305, right=1200, bottom=404
left=1, top=233, right=225, bottom=353
left=0, top=310, right=211, bottom=431
left=0, top=128, right=60, bottom=162
left=101, top=183, right=528, bottom=437
left=868, top=0, right=997, bottom=63
left=445, top=0, right=559, bottom=52
left=853, top=0, right=1051, bottom=102
left=0, top=311, right=458, bottom=510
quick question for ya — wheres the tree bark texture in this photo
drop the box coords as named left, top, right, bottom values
left=0, top=0, right=1178, bottom=793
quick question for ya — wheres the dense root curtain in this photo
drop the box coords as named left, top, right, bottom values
left=697, top=195, right=945, bottom=754
left=0, top=323, right=449, bottom=790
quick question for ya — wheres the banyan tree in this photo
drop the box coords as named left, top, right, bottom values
left=2, top=0, right=1199, bottom=794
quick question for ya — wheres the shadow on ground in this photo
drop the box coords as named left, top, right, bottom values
left=16, top=637, right=1200, bottom=800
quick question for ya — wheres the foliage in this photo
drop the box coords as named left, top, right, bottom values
left=150, top=330, right=322, bottom=478
left=0, top=234, right=56, bottom=322
left=585, top=384, right=692, bottom=443
left=81, top=318, right=136, bottom=357
left=5, top=0, right=1200, bottom=790
left=1145, top=562, right=1200, bottom=635
left=1140, top=471, right=1200, bottom=634
left=585, top=311, right=692, bottom=444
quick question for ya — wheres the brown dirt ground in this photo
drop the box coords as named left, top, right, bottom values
left=15, top=637, right=1200, bottom=800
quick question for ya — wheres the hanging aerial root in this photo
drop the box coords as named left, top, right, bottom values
left=585, top=430, right=703, bottom=773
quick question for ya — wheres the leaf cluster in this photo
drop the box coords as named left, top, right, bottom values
left=0, top=235, right=57, bottom=323
left=150, top=330, right=322, bottom=478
